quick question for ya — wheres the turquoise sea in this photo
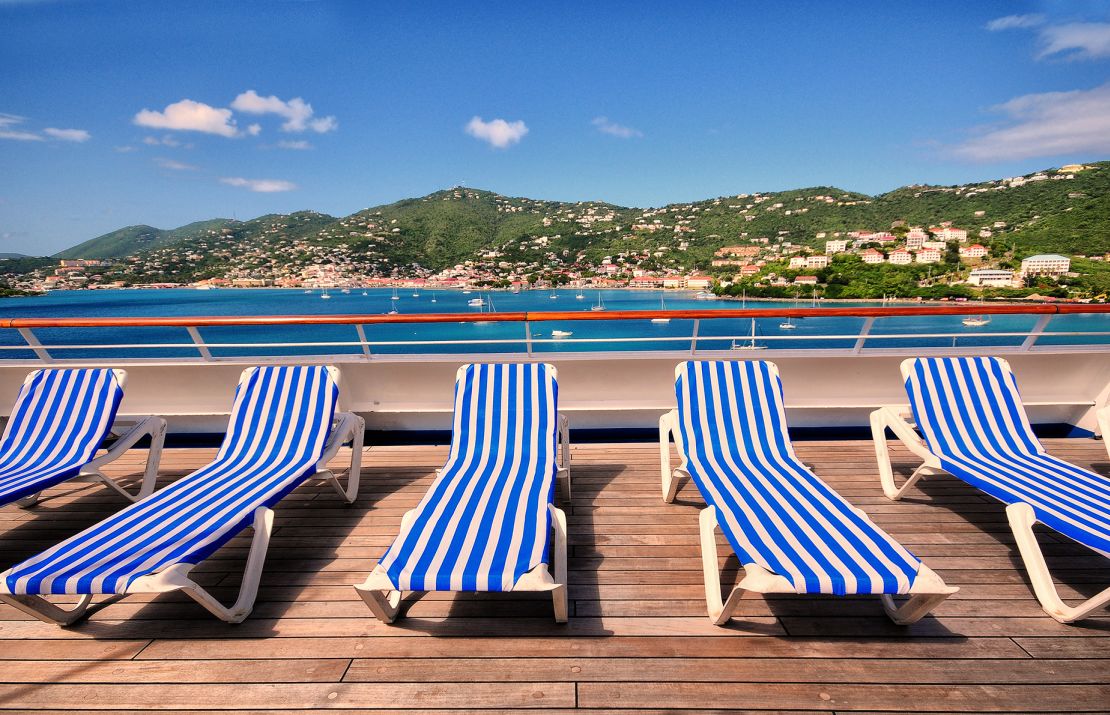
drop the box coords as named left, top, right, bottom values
left=0, top=288, right=1105, bottom=359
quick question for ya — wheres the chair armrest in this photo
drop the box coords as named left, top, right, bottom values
left=316, top=412, right=364, bottom=470
left=84, top=416, right=167, bottom=472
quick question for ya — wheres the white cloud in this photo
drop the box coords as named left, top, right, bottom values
left=220, top=176, right=297, bottom=192
left=951, top=82, right=1110, bottom=161
left=42, top=127, right=90, bottom=142
left=985, top=14, right=1045, bottom=31
left=230, top=90, right=337, bottom=134
left=134, top=99, right=239, bottom=137
left=1037, top=22, right=1110, bottom=60
left=465, top=116, right=528, bottom=148
left=114, top=145, right=137, bottom=153
left=143, top=134, right=181, bottom=147
left=246, top=123, right=262, bottom=136
left=277, top=139, right=312, bottom=150
left=592, top=116, right=643, bottom=139
left=0, top=114, right=43, bottom=141
left=155, top=157, right=197, bottom=171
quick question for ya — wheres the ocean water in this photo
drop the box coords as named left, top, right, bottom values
left=0, top=288, right=1105, bottom=359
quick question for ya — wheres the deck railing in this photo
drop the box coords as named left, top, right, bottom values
left=1, top=304, right=1108, bottom=361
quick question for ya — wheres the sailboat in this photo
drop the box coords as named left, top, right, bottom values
left=962, top=314, right=991, bottom=327
left=780, top=294, right=799, bottom=330
left=391, top=287, right=400, bottom=301
left=430, top=292, right=437, bottom=303
left=651, top=295, right=670, bottom=324
left=550, top=291, right=558, bottom=300
left=361, top=290, right=368, bottom=296
left=467, top=295, right=485, bottom=307
left=320, top=288, right=331, bottom=300
left=591, top=292, right=606, bottom=311
left=341, top=287, right=350, bottom=294
left=730, top=318, right=765, bottom=350
left=575, top=291, right=585, bottom=300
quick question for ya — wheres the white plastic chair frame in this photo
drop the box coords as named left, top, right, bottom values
left=660, top=365, right=956, bottom=626
left=13, top=369, right=167, bottom=508
left=355, top=364, right=570, bottom=624
left=870, top=357, right=1109, bottom=624
left=0, top=366, right=365, bottom=626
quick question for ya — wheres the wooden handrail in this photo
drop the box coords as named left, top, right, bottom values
left=0, top=303, right=1107, bottom=329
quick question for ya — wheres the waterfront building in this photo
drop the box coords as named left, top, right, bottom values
left=967, top=268, right=1017, bottom=287
left=1021, top=254, right=1071, bottom=276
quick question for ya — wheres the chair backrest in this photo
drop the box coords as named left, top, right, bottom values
left=0, top=368, right=124, bottom=479
left=675, top=359, right=799, bottom=468
left=377, top=362, right=559, bottom=592
left=902, top=357, right=1043, bottom=461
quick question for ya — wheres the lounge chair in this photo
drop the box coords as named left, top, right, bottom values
left=660, top=360, right=956, bottom=626
left=872, top=356, right=1109, bottom=623
left=0, top=365, right=364, bottom=625
left=0, top=368, right=165, bottom=508
left=355, top=362, right=571, bottom=623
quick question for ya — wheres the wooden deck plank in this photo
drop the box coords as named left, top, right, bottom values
left=0, top=439, right=1106, bottom=713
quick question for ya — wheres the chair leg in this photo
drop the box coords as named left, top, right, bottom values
left=15, top=492, right=41, bottom=509
left=549, top=503, right=568, bottom=623
left=870, top=408, right=942, bottom=500
left=880, top=592, right=952, bottom=625
left=355, top=586, right=403, bottom=624
left=699, top=507, right=743, bottom=625
left=0, top=590, right=99, bottom=626
left=659, top=411, right=682, bottom=503
left=179, top=507, right=274, bottom=623
left=1007, top=503, right=1110, bottom=623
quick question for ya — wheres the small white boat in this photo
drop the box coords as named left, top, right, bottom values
left=341, top=288, right=350, bottom=294
left=463, top=289, right=472, bottom=294
left=303, top=289, right=312, bottom=294
left=963, top=315, right=991, bottom=327
left=431, top=295, right=437, bottom=303
left=320, top=289, right=331, bottom=300
left=391, top=287, right=399, bottom=301
left=467, top=297, right=485, bottom=307
left=361, top=291, right=368, bottom=296
left=651, top=295, right=670, bottom=324
left=550, top=292, right=558, bottom=300
left=730, top=319, right=765, bottom=350
left=575, top=292, right=584, bottom=300
left=551, top=330, right=573, bottom=339
left=412, top=290, right=420, bottom=297
left=591, top=292, right=606, bottom=312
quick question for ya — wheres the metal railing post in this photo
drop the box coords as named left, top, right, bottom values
left=524, top=321, right=533, bottom=357
left=1021, top=314, right=1052, bottom=351
left=17, top=328, right=52, bottom=362
left=690, top=319, right=700, bottom=355
left=852, top=317, right=875, bottom=354
left=186, top=326, right=213, bottom=361
left=355, top=324, right=372, bottom=358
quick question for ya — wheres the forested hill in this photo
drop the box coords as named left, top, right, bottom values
left=52, top=162, right=1110, bottom=273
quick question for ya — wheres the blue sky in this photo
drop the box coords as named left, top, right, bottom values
left=2, top=0, right=1109, bottom=254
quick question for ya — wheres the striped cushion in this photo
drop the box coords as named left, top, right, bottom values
left=377, top=363, right=558, bottom=592
left=906, top=356, right=1110, bottom=557
left=0, top=369, right=124, bottom=506
left=5, top=365, right=337, bottom=596
left=676, top=360, right=922, bottom=595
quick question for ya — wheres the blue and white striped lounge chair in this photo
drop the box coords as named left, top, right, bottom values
left=872, top=356, right=1110, bottom=623
left=0, top=365, right=364, bottom=625
left=355, top=363, right=571, bottom=623
left=660, top=360, right=956, bottom=626
left=0, top=368, right=165, bottom=508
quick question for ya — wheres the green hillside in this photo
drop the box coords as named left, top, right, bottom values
left=52, top=161, right=1110, bottom=278
left=55, top=218, right=237, bottom=259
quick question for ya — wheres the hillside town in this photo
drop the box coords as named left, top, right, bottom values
left=2, top=163, right=1106, bottom=300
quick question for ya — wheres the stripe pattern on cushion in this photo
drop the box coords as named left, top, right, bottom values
left=676, top=360, right=922, bottom=595
left=0, top=369, right=124, bottom=506
left=377, top=363, right=558, bottom=592
left=906, top=356, right=1110, bottom=557
left=5, top=365, right=337, bottom=595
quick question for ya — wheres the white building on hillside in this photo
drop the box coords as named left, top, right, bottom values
left=825, top=239, right=849, bottom=254
left=1021, top=254, right=1070, bottom=276
left=967, top=269, right=1017, bottom=288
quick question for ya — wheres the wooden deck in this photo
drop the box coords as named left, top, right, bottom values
left=0, top=439, right=1107, bottom=713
